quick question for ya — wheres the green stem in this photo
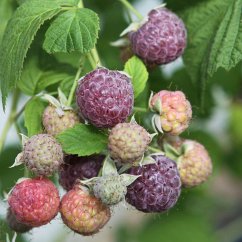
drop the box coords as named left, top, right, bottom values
left=91, top=48, right=102, bottom=66
left=24, top=168, right=30, bottom=178
left=87, top=52, right=97, bottom=69
left=119, top=0, right=143, bottom=20
left=133, top=106, right=147, bottom=113
left=0, top=89, right=20, bottom=152
left=148, top=146, right=163, bottom=153
left=78, top=0, right=84, bottom=8
left=67, top=58, right=84, bottom=106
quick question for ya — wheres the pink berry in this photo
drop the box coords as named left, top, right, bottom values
left=8, top=178, right=60, bottom=227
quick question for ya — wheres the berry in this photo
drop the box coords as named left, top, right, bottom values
left=42, top=105, right=79, bottom=136
left=128, top=7, right=187, bottom=66
left=22, top=134, right=64, bottom=176
left=76, top=67, right=134, bottom=128
left=60, top=186, right=110, bottom=235
left=8, top=178, right=60, bottom=227
left=108, top=123, right=151, bottom=163
left=125, top=155, right=181, bottom=213
left=59, top=155, right=104, bottom=191
left=177, top=140, right=213, bottom=187
left=6, top=208, right=32, bottom=233
left=150, top=90, right=192, bottom=135
left=93, top=175, right=127, bottom=205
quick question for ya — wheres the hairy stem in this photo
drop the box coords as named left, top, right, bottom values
left=119, top=0, right=143, bottom=20
left=0, top=89, right=20, bottom=152
left=78, top=0, right=84, bottom=8
left=91, top=48, right=102, bottom=66
left=87, top=52, right=97, bottom=69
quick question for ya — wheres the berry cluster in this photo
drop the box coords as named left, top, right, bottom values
left=6, top=6, right=212, bottom=236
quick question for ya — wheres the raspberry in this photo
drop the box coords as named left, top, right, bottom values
left=42, top=105, right=79, bottom=136
left=128, top=7, right=187, bottom=66
left=6, top=208, right=32, bottom=233
left=125, top=155, right=181, bottom=212
left=59, top=155, right=104, bottom=191
left=150, top=90, right=192, bottom=135
left=76, top=67, right=134, bottom=128
left=177, top=140, right=213, bottom=187
left=108, top=123, right=151, bottom=163
left=60, top=185, right=111, bottom=235
left=22, top=134, right=64, bottom=176
left=8, top=178, right=60, bottom=227
left=93, top=175, right=127, bottom=205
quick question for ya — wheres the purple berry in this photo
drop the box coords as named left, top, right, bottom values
left=125, top=155, right=181, bottom=213
left=129, top=7, right=187, bottom=66
left=59, top=155, right=104, bottom=191
left=76, top=67, right=134, bottom=128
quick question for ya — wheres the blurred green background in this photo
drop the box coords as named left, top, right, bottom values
left=0, top=0, right=242, bottom=242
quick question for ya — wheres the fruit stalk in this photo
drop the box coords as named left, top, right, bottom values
left=119, top=0, right=143, bottom=20
left=0, top=89, right=20, bottom=152
left=67, top=58, right=85, bottom=106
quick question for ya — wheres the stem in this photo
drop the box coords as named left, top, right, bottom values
left=133, top=106, right=147, bottom=112
left=24, top=167, right=30, bottom=178
left=67, top=58, right=85, bottom=106
left=0, top=89, right=20, bottom=152
left=119, top=0, right=143, bottom=20
left=91, top=48, right=102, bottom=66
left=148, top=146, right=163, bottom=153
left=87, top=52, right=97, bottom=69
left=78, top=0, right=84, bottom=8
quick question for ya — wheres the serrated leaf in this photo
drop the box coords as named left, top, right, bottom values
left=182, top=0, right=242, bottom=103
left=43, top=8, right=100, bottom=54
left=124, top=56, right=148, bottom=99
left=24, top=97, right=46, bottom=136
left=56, top=124, right=108, bottom=156
left=0, top=0, right=78, bottom=108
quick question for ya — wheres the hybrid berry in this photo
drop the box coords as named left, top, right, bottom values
left=59, top=155, right=104, bottom=191
left=42, top=105, right=79, bottom=136
left=108, top=122, right=151, bottom=163
left=150, top=90, right=192, bottom=135
left=177, top=140, right=213, bottom=187
left=60, top=185, right=110, bottom=235
left=6, top=208, right=32, bottom=233
left=128, top=7, right=187, bottom=66
left=8, top=178, right=60, bottom=227
left=22, top=134, right=64, bottom=176
left=76, top=67, right=134, bottom=128
left=125, top=155, right=181, bottom=212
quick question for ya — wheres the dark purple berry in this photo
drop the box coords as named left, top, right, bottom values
left=76, top=67, right=134, bottom=128
left=129, top=7, right=187, bottom=66
left=6, top=208, right=32, bottom=233
left=59, top=155, right=104, bottom=191
left=125, top=155, right=181, bottom=213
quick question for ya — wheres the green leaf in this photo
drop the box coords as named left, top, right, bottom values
left=0, top=0, right=78, bottom=108
left=24, top=97, right=46, bottom=136
left=124, top=56, right=148, bottom=99
left=182, top=0, right=242, bottom=102
left=36, top=71, right=74, bottom=93
left=43, top=8, right=100, bottom=53
left=18, top=57, right=43, bottom=96
left=56, top=124, right=108, bottom=156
